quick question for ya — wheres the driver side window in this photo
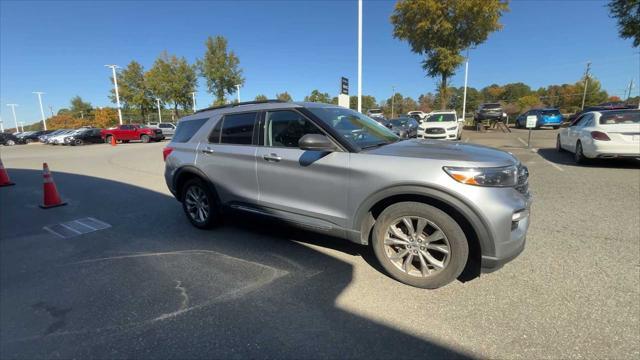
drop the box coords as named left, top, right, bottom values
left=264, top=110, right=322, bottom=148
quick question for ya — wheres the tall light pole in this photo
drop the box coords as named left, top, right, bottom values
left=33, top=92, right=48, bottom=130
left=0, top=115, right=4, bottom=132
left=357, top=0, right=362, bottom=113
left=391, top=86, right=396, bottom=118
left=105, top=65, right=123, bottom=124
left=461, top=49, right=470, bottom=122
left=580, top=61, right=591, bottom=110
left=156, top=98, right=162, bottom=122
left=235, top=84, right=241, bottom=103
left=6, top=104, right=18, bottom=133
left=48, top=106, right=54, bottom=117
left=192, top=92, right=197, bottom=113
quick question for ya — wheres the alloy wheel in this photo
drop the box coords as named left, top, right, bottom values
left=383, top=216, right=451, bottom=277
left=184, top=185, right=210, bottom=223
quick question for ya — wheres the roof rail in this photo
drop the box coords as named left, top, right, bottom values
left=195, top=99, right=286, bottom=114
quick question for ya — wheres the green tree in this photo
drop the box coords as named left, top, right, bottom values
left=275, top=92, right=293, bottom=102
left=70, top=96, right=93, bottom=118
left=198, top=36, right=244, bottom=105
left=574, top=75, right=609, bottom=108
left=304, top=90, right=332, bottom=103
left=418, top=93, right=436, bottom=112
left=481, top=84, right=505, bottom=102
left=382, top=93, right=417, bottom=117
left=502, top=82, right=532, bottom=103
left=391, top=0, right=508, bottom=109
left=146, top=51, right=197, bottom=118
left=110, top=61, right=153, bottom=119
left=254, top=94, right=268, bottom=101
left=348, top=95, right=377, bottom=112
left=608, top=0, right=640, bottom=47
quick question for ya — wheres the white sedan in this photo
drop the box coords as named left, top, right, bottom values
left=417, top=111, right=463, bottom=140
left=557, top=109, right=640, bottom=163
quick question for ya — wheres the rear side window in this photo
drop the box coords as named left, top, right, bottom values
left=599, top=111, right=640, bottom=125
left=173, top=118, right=208, bottom=143
left=220, top=112, right=257, bottom=145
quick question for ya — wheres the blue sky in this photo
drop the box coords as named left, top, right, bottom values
left=1, top=0, right=638, bottom=126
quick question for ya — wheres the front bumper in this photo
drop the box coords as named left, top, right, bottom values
left=417, top=128, right=458, bottom=140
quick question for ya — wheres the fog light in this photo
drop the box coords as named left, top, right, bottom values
left=511, top=209, right=529, bottom=230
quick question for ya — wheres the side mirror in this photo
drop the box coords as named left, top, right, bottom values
left=299, top=134, right=336, bottom=152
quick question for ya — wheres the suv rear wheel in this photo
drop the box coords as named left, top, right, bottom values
left=182, top=178, right=219, bottom=229
left=372, top=202, right=468, bottom=289
left=141, top=134, right=150, bottom=143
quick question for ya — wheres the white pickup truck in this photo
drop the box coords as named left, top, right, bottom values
left=147, top=122, right=176, bottom=137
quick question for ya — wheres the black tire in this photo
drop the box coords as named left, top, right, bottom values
left=556, top=135, right=565, bottom=152
left=575, top=141, right=589, bottom=164
left=371, top=202, right=468, bottom=289
left=181, top=178, right=220, bottom=229
left=25, top=139, right=32, bottom=144
left=105, top=135, right=113, bottom=144
left=141, top=134, right=150, bottom=143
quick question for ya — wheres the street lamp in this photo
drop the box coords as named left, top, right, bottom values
left=192, top=92, right=197, bottom=113
left=391, top=86, right=396, bottom=118
left=105, top=65, right=123, bottom=125
left=6, top=104, right=19, bottom=133
left=156, top=98, right=162, bottom=122
left=357, top=0, right=362, bottom=113
left=0, top=115, right=4, bottom=132
left=33, top=92, right=48, bottom=130
left=235, top=84, right=241, bottom=103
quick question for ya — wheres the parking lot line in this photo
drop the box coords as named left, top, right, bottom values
left=517, top=137, right=528, bottom=147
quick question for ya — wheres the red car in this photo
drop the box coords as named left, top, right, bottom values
left=101, top=124, right=165, bottom=143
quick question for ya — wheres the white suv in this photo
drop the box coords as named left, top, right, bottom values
left=417, top=111, right=463, bottom=140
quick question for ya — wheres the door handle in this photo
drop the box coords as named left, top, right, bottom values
left=201, top=147, right=215, bottom=154
left=263, top=153, right=282, bottom=162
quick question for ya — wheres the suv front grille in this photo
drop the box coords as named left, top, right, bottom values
left=515, top=165, right=529, bottom=195
left=425, top=128, right=445, bottom=134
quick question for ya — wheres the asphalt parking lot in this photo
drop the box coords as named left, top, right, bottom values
left=1, top=130, right=639, bottom=359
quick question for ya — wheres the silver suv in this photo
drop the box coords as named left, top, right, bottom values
left=164, top=100, right=531, bottom=288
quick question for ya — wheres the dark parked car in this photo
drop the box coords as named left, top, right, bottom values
left=388, top=117, right=419, bottom=138
left=0, top=133, right=25, bottom=146
left=21, top=130, right=49, bottom=143
left=474, top=103, right=506, bottom=123
left=63, top=128, right=104, bottom=145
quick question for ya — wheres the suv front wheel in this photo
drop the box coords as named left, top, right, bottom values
left=372, top=202, right=468, bottom=289
left=182, top=178, right=219, bottom=229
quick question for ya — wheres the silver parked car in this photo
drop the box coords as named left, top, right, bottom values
left=163, top=100, right=531, bottom=289
left=148, top=122, right=176, bottom=137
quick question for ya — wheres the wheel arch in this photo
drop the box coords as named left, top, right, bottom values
left=353, top=185, right=494, bottom=279
left=173, top=166, right=220, bottom=203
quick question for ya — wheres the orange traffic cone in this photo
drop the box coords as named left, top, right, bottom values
left=40, top=163, right=66, bottom=209
left=110, top=136, right=117, bottom=146
left=0, top=156, right=15, bottom=187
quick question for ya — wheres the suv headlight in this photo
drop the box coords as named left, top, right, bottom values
left=447, top=126, right=457, bottom=131
left=443, top=165, right=518, bottom=187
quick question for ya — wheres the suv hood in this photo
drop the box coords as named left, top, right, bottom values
left=364, top=139, right=518, bottom=167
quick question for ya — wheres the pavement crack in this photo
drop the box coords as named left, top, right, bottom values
left=174, top=280, right=189, bottom=311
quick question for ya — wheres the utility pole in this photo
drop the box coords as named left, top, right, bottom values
left=19, top=122, right=24, bottom=132
left=626, top=79, right=634, bottom=100
left=235, top=84, right=241, bottom=103
left=357, top=0, right=362, bottom=113
left=391, top=86, right=396, bottom=118
left=6, top=104, right=19, bottom=133
left=49, top=105, right=54, bottom=117
left=462, top=48, right=470, bottom=122
left=156, top=98, right=162, bottom=122
left=105, top=64, right=123, bottom=125
left=33, top=92, right=48, bottom=130
left=580, top=61, right=591, bottom=110
left=192, top=92, right=197, bottom=113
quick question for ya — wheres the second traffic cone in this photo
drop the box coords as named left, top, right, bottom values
left=40, top=163, right=66, bottom=209
left=0, top=156, right=15, bottom=187
left=110, top=135, right=117, bottom=146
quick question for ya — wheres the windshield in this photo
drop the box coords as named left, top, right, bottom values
left=390, top=118, right=412, bottom=126
left=425, top=113, right=457, bottom=123
left=599, top=111, right=640, bottom=125
left=540, top=110, right=561, bottom=116
left=483, top=103, right=501, bottom=109
left=308, top=107, right=399, bottom=149
left=368, top=109, right=382, bottom=114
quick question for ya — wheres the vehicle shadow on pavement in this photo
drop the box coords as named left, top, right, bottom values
left=537, top=148, right=640, bottom=169
left=0, top=169, right=474, bottom=359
